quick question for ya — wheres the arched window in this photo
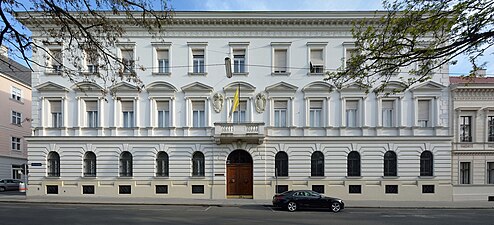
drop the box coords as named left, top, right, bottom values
left=311, top=151, right=324, bottom=177
left=420, top=151, right=434, bottom=176
left=119, top=151, right=133, bottom=177
left=275, top=151, right=288, bottom=177
left=192, top=151, right=205, bottom=176
left=156, top=151, right=169, bottom=177
left=347, top=151, right=361, bottom=177
left=47, top=152, right=60, bottom=177
left=83, top=152, right=96, bottom=177
left=383, top=151, right=397, bottom=177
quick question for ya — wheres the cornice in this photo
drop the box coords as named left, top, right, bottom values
left=452, top=88, right=494, bottom=100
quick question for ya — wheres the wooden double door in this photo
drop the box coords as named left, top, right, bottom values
left=226, top=150, right=253, bottom=197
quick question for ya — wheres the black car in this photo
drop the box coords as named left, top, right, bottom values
left=272, top=190, right=344, bottom=212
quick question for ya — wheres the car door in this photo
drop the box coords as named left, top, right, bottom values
left=305, top=191, right=323, bottom=208
left=292, top=191, right=307, bottom=207
left=5, top=180, right=14, bottom=190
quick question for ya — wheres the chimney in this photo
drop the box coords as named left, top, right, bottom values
left=0, top=45, right=8, bottom=58
left=475, top=68, right=486, bottom=77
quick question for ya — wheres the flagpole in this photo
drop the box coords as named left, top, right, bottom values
left=237, top=82, right=240, bottom=124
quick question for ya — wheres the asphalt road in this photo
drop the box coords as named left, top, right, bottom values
left=0, top=202, right=493, bottom=225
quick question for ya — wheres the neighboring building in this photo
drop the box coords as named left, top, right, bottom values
left=0, top=46, right=31, bottom=181
left=18, top=11, right=451, bottom=200
left=450, top=76, right=494, bottom=201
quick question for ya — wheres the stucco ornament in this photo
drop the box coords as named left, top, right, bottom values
left=255, top=92, right=267, bottom=113
left=212, top=92, right=224, bottom=113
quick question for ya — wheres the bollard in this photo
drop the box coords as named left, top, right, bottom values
left=19, top=182, right=26, bottom=193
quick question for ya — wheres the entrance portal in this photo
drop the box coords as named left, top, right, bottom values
left=226, top=150, right=253, bottom=198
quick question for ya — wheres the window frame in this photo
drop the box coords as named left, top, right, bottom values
left=311, top=151, right=324, bottom=177
left=229, top=42, right=249, bottom=75
left=156, top=151, right=169, bottom=177
left=11, top=110, right=22, bottom=125
left=459, top=161, right=471, bottom=185
left=309, top=99, right=323, bottom=127
left=347, top=151, right=361, bottom=177
left=307, top=42, right=327, bottom=75
left=487, top=116, right=494, bottom=142
left=11, top=137, right=21, bottom=151
left=383, top=151, right=397, bottom=177
left=188, top=42, right=207, bottom=75
left=11, top=86, right=22, bottom=102
left=273, top=100, right=288, bottom=127
left=49, top=99, right=63, bottom=128
left=417, top=99, right=432, bottom=128
left=275, top=151, right=289, bottom=177
left=47, top=151, right=60, bottom=177
left=119, top=151, right=133, bottom=177
left=120, top=100, right=135, bottom=128
left=459, top=116, right=473, bottom=142
left=83, top=151, right=97, bottom=177
left=85, top=100, right=99, bottom=128
left=192, top=151, right=205, bottom=177
left=487, top=162, right=494, bottom=184
left=191, top=100, right=206, bottom=128
left=271, top=42, right=291, bottom=75
left=119, top=46, right=135, bottom=74
left=420, top=151, right=434, bottom=177
left=381, top=99, right=396, bottom=127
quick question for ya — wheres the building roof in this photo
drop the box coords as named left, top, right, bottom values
left=450, top=76, right=494, bottom=84
left=0, top=56, right=31, bottom=87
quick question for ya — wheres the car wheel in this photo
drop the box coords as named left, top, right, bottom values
left=330, top=202, right=341, bottom=213
left=287, top=202, right=297, bottom=212
left=0, top=187, right=5, bottom=192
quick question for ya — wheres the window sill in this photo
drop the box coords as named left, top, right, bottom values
left=117, top=176, right=134, bottom=179
left=10, top=123, right=22, bottom=127
left=188, top=72, right=207, bottom=76
left=382, top=176, right=400, bottom=179
left=307, top=72, right=324, bottom=76
left=418, top=176, right=435, bottom=179
left=273, top=176, right=289, bottom=179
left=345, top=176, right=363, bottom=179
left=45, top=176, right=60, bottom=179
left=271, top=72, right=291, bottom=76
left=309, top=176, right=326, bottom=179
left=152, top=72, right=171, bottom=76
left=81, top=72, right=100, bottom=76
left=9, top=98, right=24, bottom=104
left=81, top=176, right=97, bottom=179
left=45, top=72, right=62, bottom=76
left=190, top=176, right=206, bottom=179
left=154, top=176, right=169, bottom=179
left=233, top=72, right=249, bottom=76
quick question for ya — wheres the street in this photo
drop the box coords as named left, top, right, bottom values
left=0, top=202, right=493, bottom=225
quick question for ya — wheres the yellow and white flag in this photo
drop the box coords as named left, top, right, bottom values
left=229, top=87, right=240, bottom=120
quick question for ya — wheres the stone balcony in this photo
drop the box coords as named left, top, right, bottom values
left=213, top=122, right=265, bottom=145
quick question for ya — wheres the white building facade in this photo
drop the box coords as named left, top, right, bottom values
left=450, top=77, right=494, bottom=201
left=20, top=11, right=452, bottom=200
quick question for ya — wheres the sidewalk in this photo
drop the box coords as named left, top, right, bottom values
left=1, top=195, right=494, bottom=209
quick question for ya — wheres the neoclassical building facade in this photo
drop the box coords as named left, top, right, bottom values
left=450, top=76, right=494, bottom=201
left=19, top=11, right=452, bottom=201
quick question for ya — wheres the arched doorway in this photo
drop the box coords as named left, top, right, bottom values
left=226, top=150, right=253, bottom=198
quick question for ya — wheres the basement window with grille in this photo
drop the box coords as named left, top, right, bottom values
left=276, top=185, right=288, bottom=194
left=385, top=185, right=398, bottom=194
left=119, top=185, right=131, bottom=194
left=82, top=185, right=95, bottom=194
left=312, top=185, right=325, bottom=194
left=349, top=185, right=362, bottom=194
left=46, top=185, right=58, bottom=194
left=156, top=185, right=168, bottom=194
left=422, top=185, right=435, bottom=194
left=192, top=185, right=204, bottom=194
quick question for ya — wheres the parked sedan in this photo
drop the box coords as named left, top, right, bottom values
left=272, top=190, right=344, bottom=212
left=0, top=179, right=23, bottom=192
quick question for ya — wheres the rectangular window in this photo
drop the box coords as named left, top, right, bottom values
left=460, top=162, right=471, bottom=184
left=349, top=185, right=362, bottom=194
left=11, top=137, right=21, bottom=151
left=50, top=49, right=62, bottom=73
left=121, top=49, right=134, bottom=73
left=157, top=49, right=169, bottom=73
left=11, top=86, right=21, bottom=101
left=11, top=111, right=22, bottom=125
left=192, top=101, right=205, bottom=127
left=273, top=49, right=287, bottom=73
left=346, top=100, right=358, bottom=127
left=309, top=100, right=323, bottom=127
left=385, top=185, right=398, bottom=194
left=488, top=116, right=494, bottom=142
left=418, top=100, right=430, bottom=127
left=233, top=101, right=247, bottom=123
left=312, top=185, right=325, bottom=194
left=310, top=49, right=324, bottom=73
left=382, top=100, right=394, bottom=127
left=50, top=100, right=63, bottom=128
left=119, top=185, right=131, bottom=194
left=422, top=185, right=435, bottom=194
left=233, top=49, right=245, bottom=73
left=157, top=101, right=170, bottom=128
left=274, top=100, right=287, bottom=127
left=86, top=101, right=98, bottom=128
left=192, top=49, right=205, bottom=73
left=156, top=185, right=168, bottom=194
left=345, top=48, right=357, bottom=68
left=82, top=185, right=95, bottom=194
left=46, top=185, right=59, bottom=194
left=85, top=51, right=99, bottom=74
left=192, top=185, right=204, bottom=194
left=121, top=101, right=134, bottom=128
left=276, top=185, right=289, bottom=194
left=460, top=116, right=472, bottom=142
left=488, top=162, right=494, bottom=184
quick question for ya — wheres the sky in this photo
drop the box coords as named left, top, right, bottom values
left=167, top=0, right=494, bottom=76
